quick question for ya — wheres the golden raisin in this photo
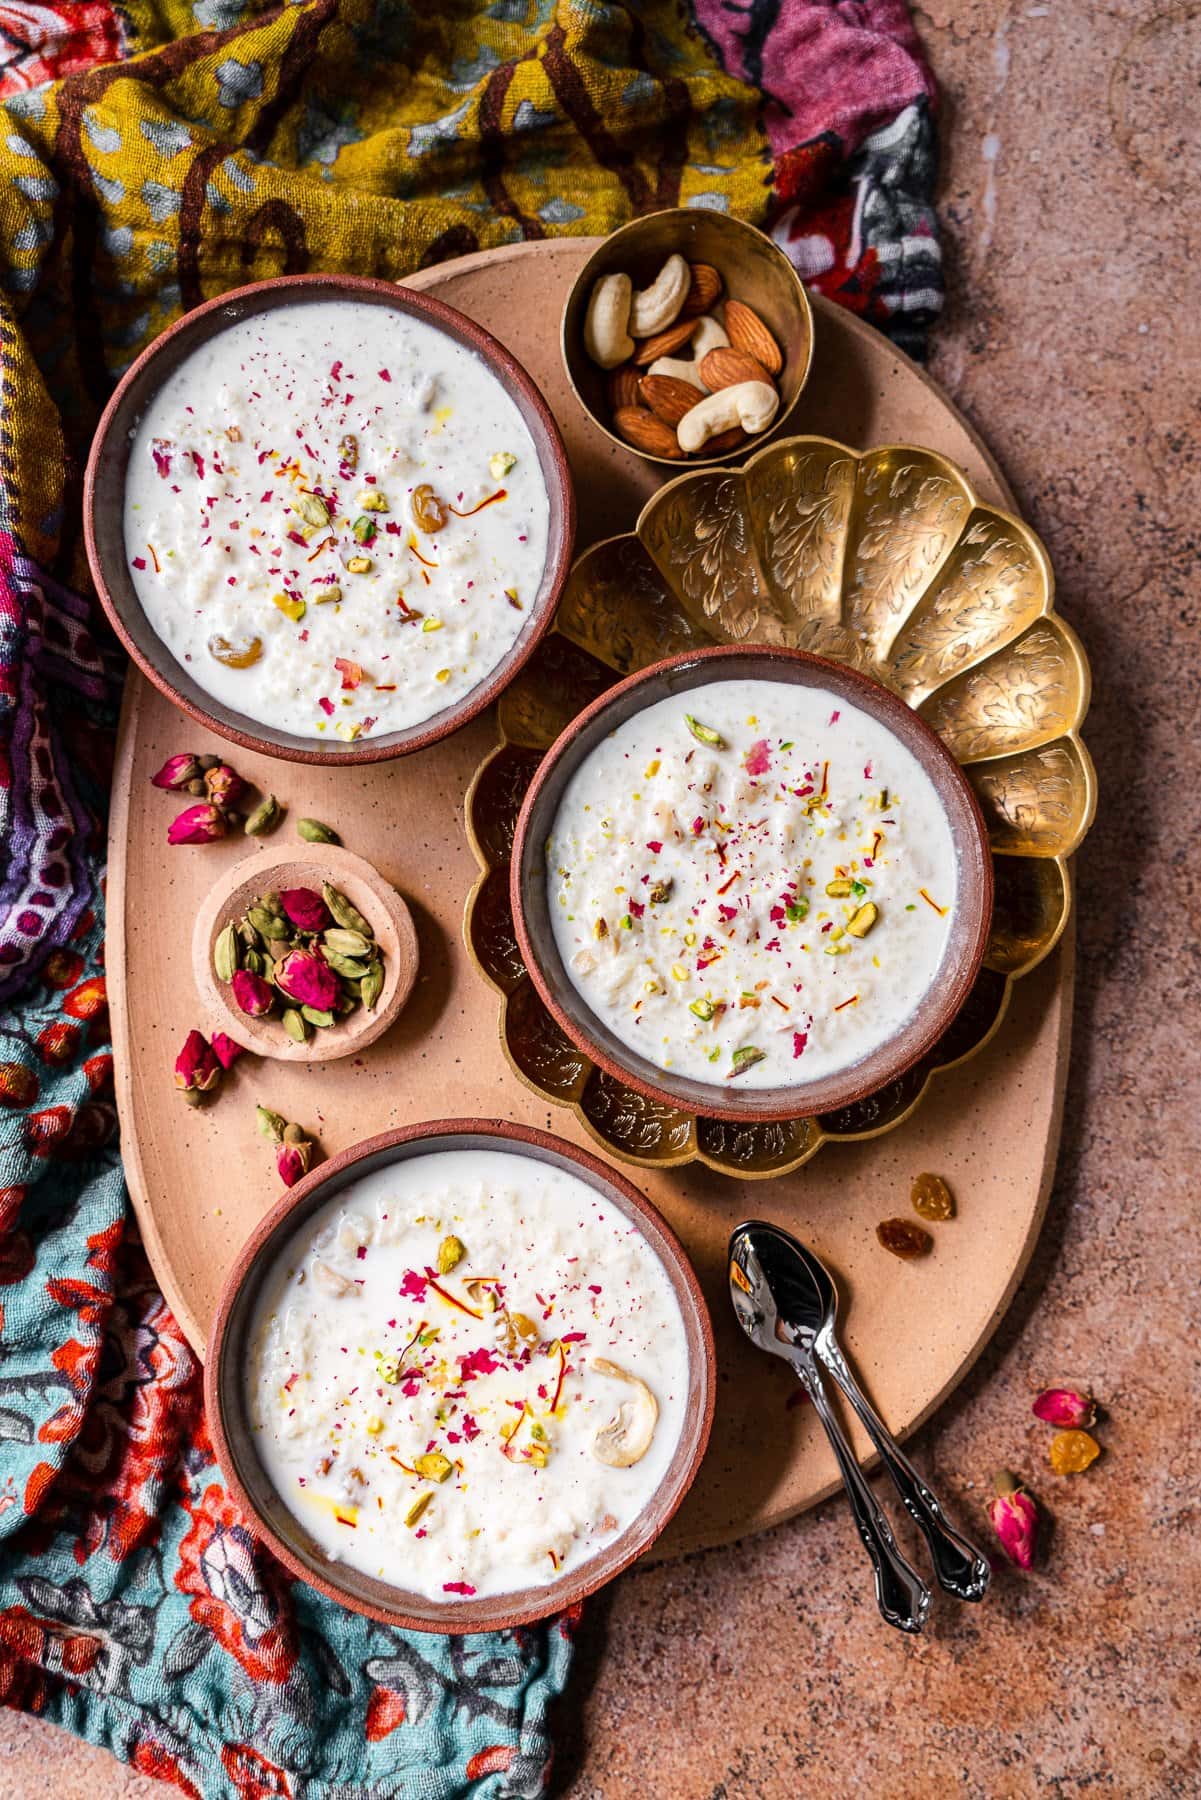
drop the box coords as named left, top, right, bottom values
left=876, top=1218, right=933, bottom=1260
left=1048, top=1429, right=1101, bottom=1475
left=412, top=484, right=448, bottom=533
left=207, top=632, right=263, bottom=669
left=911, top=1172, right=955, bottom=1222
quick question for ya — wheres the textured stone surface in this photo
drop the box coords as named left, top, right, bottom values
left=4, top=4, right=1198, bottom=1793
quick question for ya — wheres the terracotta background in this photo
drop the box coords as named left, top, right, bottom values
left=3, top=2, right=1197, bottom=1793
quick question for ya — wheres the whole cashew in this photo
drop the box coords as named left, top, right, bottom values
left=689, top=313, right=730, bottom=363
left=629, top=253, right=690, bottom=338
left=584, top=272, right=635, bottom=370
left=589, top=1357, right=658, bottom=1467
left=647, top=355, right=706, bottom=391
left=677, top=380, right=779, bottom=453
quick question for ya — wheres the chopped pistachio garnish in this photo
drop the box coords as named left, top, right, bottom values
left=345, top=554, right=373, bottom=574
left=649, top=878, right=673, bottom=905
left=684, top=714, right=726, bottom=749
left=825, top=878, right=854, bottom=897
left=314, top=583, right=342, bottom=604
left=405, top=1492, right=433, bottom=1528
left=489, top=451, right=517, bottom=479
left=351, top=516, right=377, bottom=545
left=357, top=490, right=389, bottom=512
left=413, top=1451, right=453, bottom=1484
left=847, top=902, right=878, bottom=938
left=271, top=592, right=305, bottom=622
left=293, top=493, right=330, bottom=528
left=422, top=617, right=443, bottom=632
left=730, top=1045, right=767, bottom=1077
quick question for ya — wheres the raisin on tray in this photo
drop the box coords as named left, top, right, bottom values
left=911, top=1172, right=955, bottom=1221
left=876, top=1218, right=933, bottom=1260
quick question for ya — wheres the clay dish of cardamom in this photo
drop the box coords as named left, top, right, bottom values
left=192, top=842, right=418, bottom=1062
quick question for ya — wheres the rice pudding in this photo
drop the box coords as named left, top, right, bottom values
left=248, top=1148, right=689, bottom=1601
left=122, top=299, right=550, bottom=744
left=546, top=677, right=959, bottom=1090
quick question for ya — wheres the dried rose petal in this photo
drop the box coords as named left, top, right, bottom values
left=280, top=887, right=332, bottom=932
left=277, top=1137, right=314, bottom=1188
left=274, top=949, right=338, bottom=1012
left=167, top=803, right=227, bottom=845
left=1032, top=1386, right=1095, bottom=1430
left=204, top=764, right=244, bottom=809
left=174, top=1029, right=220, bottom=1095
left=334, top=657, right=364, bottom=691
left=743, top=738, right=772, bottom=777
left=210, top=1032, right=244, bottom=1070
left=988, top=1468, right=1039, bottom=1570
left=151, top=754, right=201, bottom=791
left=231, top=969, right=274, bottom=1017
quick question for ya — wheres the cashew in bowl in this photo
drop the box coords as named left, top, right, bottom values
left=589, top=1356, right=659, bottom=1467
left=584, top=272, right=635, bottom=370
left=677, top=380, right=779, bottom=454
left=647, top=355, right=706, bottom=391
left=629, top=254, right=690, bottom=338
left=689, top=313, right=731, bottom=364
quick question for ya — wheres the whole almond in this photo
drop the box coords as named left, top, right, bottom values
left=724, top=299, right=782, bottom=375
left=613, top=405, right=684, bottom=458
left=638, top=374, right=702, bottom=427
left=606, top=364, right=642, bottom=410
left=699, top=346, right=771, bottom=392
left=680, top=262, right=723, bottom=318
left=704, top=425, right=747, bottom=453
left=632, top=318, right=698, bottom=366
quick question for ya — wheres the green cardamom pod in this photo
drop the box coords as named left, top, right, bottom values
left=322, top=949, right=371, bottom=979
left=335, top=993, right=358, bottom=1015
left=244, top=795, right=283, bottom=837
left=281, top=1008, right=309, bottom=1043
left=301, top=1006, right=335, bottom=1028
left=297, top=818, right=340, bottom=845
left=282, top=1121, right=307, bottom=1145
left=323, top=927, right=372, bottom=959
left=256, top=1105, right=287, bottom=1142
left=213, top=922, right=239, bottom=983
left=248, top=906, right=280, bottom=938
left=197, top=753, right=220, bottom=773
left=243, top=949, right=266, bottom=977
left=237, top=920, right=261, bottom=949
left=322, top=883, right=372, bottom=937
left=360, top=962, right=385, bottom=1011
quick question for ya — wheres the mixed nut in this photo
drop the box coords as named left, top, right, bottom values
left=215, top=879, right=386, bottom=1043
left=581, top=252, right=784, bottom=459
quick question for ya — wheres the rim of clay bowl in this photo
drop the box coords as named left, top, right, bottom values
left=205, top=1118, right=716, bottom=1633
left=84, top=273, right=576, bottom=765
left=510, top=643, right=994, bottom=1125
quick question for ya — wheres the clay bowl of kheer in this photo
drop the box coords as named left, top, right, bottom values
left=193, top=842, right=417, bottom=1062
left=562, top=208, right=814, bottom=468
left=511, top=644, right=993, bottom=1125
left=85, top=272, right=576, bottom=764
left=205, top=1118, right=715, bottom=1633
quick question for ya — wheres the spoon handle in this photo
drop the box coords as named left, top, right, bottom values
left=816, top=1336, right=991, bottom=1603
left=797, top=1359, right=931, bottom=1634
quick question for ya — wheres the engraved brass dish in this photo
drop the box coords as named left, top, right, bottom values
left=464, top=436, right=1096, bottom=1179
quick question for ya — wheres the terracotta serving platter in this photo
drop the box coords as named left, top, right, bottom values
left=107, top=241, right=1074, bottom=1559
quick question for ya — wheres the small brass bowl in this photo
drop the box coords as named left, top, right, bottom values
left=561, top=209, right=814, bottom=470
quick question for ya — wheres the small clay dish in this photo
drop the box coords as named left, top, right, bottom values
left=84, top=272, right=575, bottom=765
left=193, top=842, right=417, bottom=1062
left=561, top=208, right=813, bottom=469
left=511, top=645, right=994, bottom=1125
left=205, top=1118, right=715, bottom=1633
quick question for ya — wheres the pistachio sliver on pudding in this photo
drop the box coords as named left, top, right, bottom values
left=248, top=1150, right=688, bottom=1599
left=546, top=679, right=959, bottom=1089
left=123, top=301, right=549, bottom=744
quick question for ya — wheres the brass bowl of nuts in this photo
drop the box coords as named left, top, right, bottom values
left=561, top=209, right=814, bottom=468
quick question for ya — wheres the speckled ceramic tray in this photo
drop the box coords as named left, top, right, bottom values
left=108, top=240, right=1086, bottom=1557
left=465, top=436, right=1093, bottom=1177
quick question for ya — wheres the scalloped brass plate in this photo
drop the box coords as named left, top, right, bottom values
left=465, top=436, right=1096, bottom=1179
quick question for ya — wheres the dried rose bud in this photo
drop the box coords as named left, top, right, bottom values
left=210, top=1032, right=244, bottom=1070
left=152, top=753, right=202, bottom=791
left=280, top=887, right=332, bottom=933
left=987, top=1468, right=1039, bottom=1570
left=1032, top=1386, right=1095, bottom=1430
left=274, top=948, right=338, bottom=1012
left=231, top=969, right=275, bottom=1017
left=174, top=1029, right=221, bottom=1098
left=277, top=1131, right=314, bottom=1188
left=167, top=803, right=227, bottom=846
left=204, top=764, right=245, bottom=809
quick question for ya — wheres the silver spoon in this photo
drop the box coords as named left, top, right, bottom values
left=729, top=1221, right=991, bottom=1619
left=729, top=1220, right=931, bottom=1633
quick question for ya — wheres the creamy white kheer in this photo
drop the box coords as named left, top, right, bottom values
left=546, top=678, right=958, bottom=1090
left=123, top=300, right=550, bottom=743
left=248, top=1149, right=688, bottom=1600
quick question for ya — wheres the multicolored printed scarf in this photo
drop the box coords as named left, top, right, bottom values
left=0, top=2, right=939, bottom=1791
